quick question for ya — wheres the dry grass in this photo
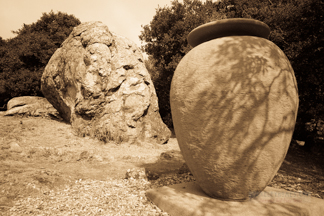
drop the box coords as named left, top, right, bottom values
left=72, top=119, right=128, bottom=144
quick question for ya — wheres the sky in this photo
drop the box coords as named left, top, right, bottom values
left=0, top=0, right=181, bottom=47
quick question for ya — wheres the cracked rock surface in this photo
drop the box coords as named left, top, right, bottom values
left=41, top=21, right=170, bottom=144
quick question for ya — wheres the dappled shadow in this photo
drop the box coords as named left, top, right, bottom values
left=170, top=35, right=299, bottom=200
left=138, top=149, right=185, bottom=177
left=147, top=181, right=321, bottom=216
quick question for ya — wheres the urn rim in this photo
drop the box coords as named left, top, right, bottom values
left=187, top=18, right=270, bottom=48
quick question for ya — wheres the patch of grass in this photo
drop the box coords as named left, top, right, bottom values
left=73, top=121, right=129, bottom=144
left=71, top=117, right=131, bottom=144
left=90, top=126, right=128, bottom=144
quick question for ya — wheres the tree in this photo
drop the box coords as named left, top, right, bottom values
left=140, top=0, right=223, bottom=127
left=0, top=11, right=81, bottom=108
left=224, top=0, right=324, bottom=144
left=142, top=0, right=324, bottom=140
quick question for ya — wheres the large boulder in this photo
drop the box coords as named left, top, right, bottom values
left=41, top=21, right=170, bottom=144
left=4, top=96, right=59, bottom=118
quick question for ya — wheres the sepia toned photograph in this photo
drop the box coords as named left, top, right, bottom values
left=1, top=0, right=323, bottom=215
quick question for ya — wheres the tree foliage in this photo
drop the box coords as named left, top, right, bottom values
left=140, top=0, right=224, bottom=127
left=140, top=0, right=324, bottom=131
left=0, top=11, right=80, bottom=109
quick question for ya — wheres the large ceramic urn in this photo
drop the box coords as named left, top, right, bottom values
left=170, top=18, right=299, bottom=200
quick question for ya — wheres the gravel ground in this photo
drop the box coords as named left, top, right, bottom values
left=6, top=172, right=195, bottom=216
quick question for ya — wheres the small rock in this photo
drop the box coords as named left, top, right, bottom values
left=296, top=140, right=305, bottom=146
left=4, top=96, right=59, bottom=118
left=178, top=163, right=191, bottom=174
left=160, top=152, right=174, bottom=160
left=125, top=168, right=147, bottom=180
left=146, top=170, right=160, bottom=180
left=9, top=142, right=22, bottom=153
left=78, top=151, right=91, bottom=161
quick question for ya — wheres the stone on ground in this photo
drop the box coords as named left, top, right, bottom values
left=4, top=96, right=59, bottom=118
left=146, top=182, right=324, bottom=216
left=41, top=21, right=170, bottom=144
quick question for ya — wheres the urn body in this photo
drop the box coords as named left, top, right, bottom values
left=170, top=22, right=299, bottom=200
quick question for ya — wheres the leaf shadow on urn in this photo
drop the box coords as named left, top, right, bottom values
left=170, top=35, right=299, bottom=206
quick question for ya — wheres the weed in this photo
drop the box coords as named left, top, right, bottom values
left=89, top=125, right=129, bottom=144
left=71, top=117, right=130, bottom=144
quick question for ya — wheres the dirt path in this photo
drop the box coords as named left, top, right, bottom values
left=0, top=114, right=184, bottom=210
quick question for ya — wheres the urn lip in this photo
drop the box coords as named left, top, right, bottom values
left=187, top=18, right=270, bottom=48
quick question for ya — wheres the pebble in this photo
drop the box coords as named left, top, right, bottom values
left=9, top=142, right=23, bottom=153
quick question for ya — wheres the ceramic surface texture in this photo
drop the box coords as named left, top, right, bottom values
left=170, top=35, right=299, bottom=200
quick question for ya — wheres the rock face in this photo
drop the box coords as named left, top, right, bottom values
left=4, top=96, right=59, bottom=118
left=41, top=21, right=170, bottom=144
